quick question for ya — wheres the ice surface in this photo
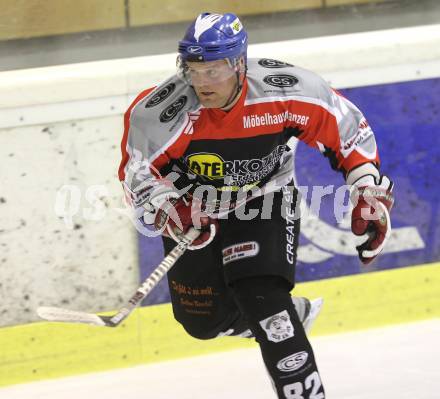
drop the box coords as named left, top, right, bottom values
left=1, top=319, right=438, bottom=399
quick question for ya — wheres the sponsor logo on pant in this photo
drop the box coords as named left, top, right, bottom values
left=222, top=241, right=259, bottom=265
left=277, top=351, right=309, bottom=372
left=259, top=310, right=294, bottom=343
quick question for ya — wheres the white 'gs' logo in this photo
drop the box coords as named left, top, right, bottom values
left=277, top=351, right=309, bottom=372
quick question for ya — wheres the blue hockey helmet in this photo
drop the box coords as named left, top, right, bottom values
left=178, top=12, right=248, bottom=63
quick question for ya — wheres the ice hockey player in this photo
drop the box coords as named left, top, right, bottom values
left=118, top=12, right=394, bottom=398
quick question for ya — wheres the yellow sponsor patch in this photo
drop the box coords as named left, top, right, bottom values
left=186, top=153, right=225, bottom=180
left=231, top=18, right=243, bottom=34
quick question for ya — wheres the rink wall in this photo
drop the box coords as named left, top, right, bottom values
left=0, top=0, right=392, bottom=40
left=1, top=24, right=440, bottom=387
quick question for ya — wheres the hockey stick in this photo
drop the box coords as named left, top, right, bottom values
left=37, top=228, right=200, bottom=327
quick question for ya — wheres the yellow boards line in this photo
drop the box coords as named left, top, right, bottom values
left=1, top=262, right=438, bottom=387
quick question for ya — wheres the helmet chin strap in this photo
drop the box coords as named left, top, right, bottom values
left=221, top=68, right=247, bottom=110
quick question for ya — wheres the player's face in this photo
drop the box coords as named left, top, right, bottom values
left=186, top=60, right=238, bottom=108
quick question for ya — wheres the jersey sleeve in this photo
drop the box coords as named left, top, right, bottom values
left=118, top=83, right=196, bottom=211
left=118, top=88, right=154, bottom=182
left=118, top=87, right=169, bottom=209
left=292, top=77, right=380, bottom=177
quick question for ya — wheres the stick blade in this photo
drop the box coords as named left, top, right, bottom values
left=37, top=306, right=107, bottom=327
left=303, top=298, right=324, bottom=334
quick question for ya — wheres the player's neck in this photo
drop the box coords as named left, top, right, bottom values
left=221, top=85, right=244, bottom=112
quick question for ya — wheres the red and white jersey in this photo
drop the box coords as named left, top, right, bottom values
left=119, top=58, right=379, bottom=212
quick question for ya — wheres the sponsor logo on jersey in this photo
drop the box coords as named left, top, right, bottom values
left=277, top=351, right=309, bottom=372
left=243, top=112, right=310, bottom=129
left=186, top=153, right=225, bottom=179
left=185, top=146, right=286, bottom=187
left=159, top=95, right=187, bottom=123
left=258, top=58, right=293, bottom=68
left=340, top=117, right=374, bottom=157
left=222, top=241, right=259, bottom=265
left=263, top=74, right=298, bottom=87
left=260, top=310, right=294, bottom=343
left=145, top=83, right=176, bottom=108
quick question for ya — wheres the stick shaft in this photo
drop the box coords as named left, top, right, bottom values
left=37, top=228, right=200, bottom=327
left=108, top=228, right=199, bottom=325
